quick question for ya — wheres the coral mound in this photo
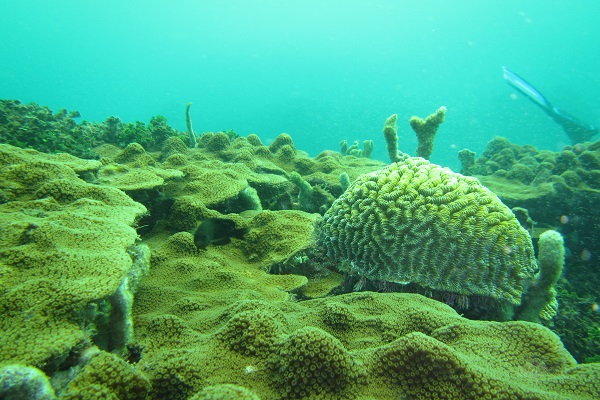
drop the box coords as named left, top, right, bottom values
left=320, top=157, right=536, bottom=306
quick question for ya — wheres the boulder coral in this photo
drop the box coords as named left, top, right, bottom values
left=0, top=364, right=57, bottom=400
left=59, top=351, right=150, bottom=399
left=319, top=157, right=536, bottom=317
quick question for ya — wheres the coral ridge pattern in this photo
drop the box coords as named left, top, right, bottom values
left=320, top=157, right=537, bottom=306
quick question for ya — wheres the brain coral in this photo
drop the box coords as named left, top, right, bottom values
left=320, top=157, right=536, bottom=306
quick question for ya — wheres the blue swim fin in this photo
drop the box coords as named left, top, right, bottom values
left=502, top=66, right=598, bottom=144
left=502, top=66, right=552, bottom=109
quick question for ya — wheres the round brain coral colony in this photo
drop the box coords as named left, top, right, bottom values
left=319, top=157, right=537, bottom=306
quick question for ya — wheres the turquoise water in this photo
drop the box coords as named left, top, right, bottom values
left=1, top=0, right=599, bottom=169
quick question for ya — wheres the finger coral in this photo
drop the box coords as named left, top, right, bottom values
left=410, top=106, right=447, bottom=160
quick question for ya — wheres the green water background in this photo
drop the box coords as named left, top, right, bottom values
left=1, top=0, right=599, bottom=169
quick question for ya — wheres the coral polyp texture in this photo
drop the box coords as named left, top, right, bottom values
left=0, top=144, right=146, bottom=369
left=2, top=96, right=600, bottom=399
left=320, top=157, right=537, bottom=308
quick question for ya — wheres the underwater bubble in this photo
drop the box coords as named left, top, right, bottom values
left=581, top=249, right=592, bottom=261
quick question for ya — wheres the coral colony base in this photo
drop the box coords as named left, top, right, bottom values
left=1, top=100, right=600, bottom=399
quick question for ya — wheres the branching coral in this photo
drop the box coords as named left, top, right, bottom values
left=410, top=106, right=447, bottom=160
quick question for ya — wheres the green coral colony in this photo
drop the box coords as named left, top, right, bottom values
left=320, top=157, right=538, bottom=318
left=1, top=99, right=600, bottom=399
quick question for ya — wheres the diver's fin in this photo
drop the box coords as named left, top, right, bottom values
left=502, top=66, right=552, bottom=109
left=503, top=66, right=599, bottom=144
left=550, top=107, right=599, bottom=145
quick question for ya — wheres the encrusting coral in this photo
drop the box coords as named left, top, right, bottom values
left=191, top=384, right=261, bottom=400
left=132, top=280, right=600, bottom=399
left=59, top=351, right=150, bottom=399
left=126, top=202, right=600, bottom=399
left=0, top=144, right=147, bottom=371
left=319, top=157, right=537, bottom=317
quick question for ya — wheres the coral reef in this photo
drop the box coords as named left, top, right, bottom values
left=0, top=99, right=188, bottom=159
left=241, top=210, right=319, bottom=265
left=2, top=98, right=599, bottom=398
left=460, top=136, right=600, bottom=361
left=288, top=171, right=315, bottom=211
left=59, top=351, right=150, bottom=399
left=0, top=99, right=92, bottom=158
left=320, top=157, right=536, bottom=318
left=130, top=222, right=600, bottom=399
left=339, top=171, right=351, bottom=191
left=133, top=280, right=600, bottom=399
left=94, top=115, right=185, bottom=151
left=458, top=148, right=476, bottom=174
left=191, top=384, right=260, bottom=400
left=0, top=364, right=56, bottom=399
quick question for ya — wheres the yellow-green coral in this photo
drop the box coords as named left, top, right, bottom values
left=60, top=351, right=150, bottom=399
left=382, top=114, right=401, bottom=163
left=371, top=324, right=578, bottom=399
left=132, top=282, right=600, bottom=399
left=319, top=157, right=536, bottom=307
left=241, top=210, right=319, bottom=265
left=191, top=384, right=260, bottom=400
left=268, top=133, right=295, bottom=154
left=113, top=142, right=156, bottom=167
left=517, top=230, right=565, bottom=322
left=0, top=143, right=102, bottom=174
left=217, top=309, right=283, bottom=356
left=0, top=145, right=146, bottom=370
left=0, top=364, right=57, bottom=399
left=273, top=326, right=365, bottom=398
left=161, top=136, right=189, bottom=159
left=198, top=132, right=231, bottom=152
left=410, top=106, right=446, bottom=160
left=98, top=165, right=165, bottom=191
left=185, top=102, right=196, bottom=148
